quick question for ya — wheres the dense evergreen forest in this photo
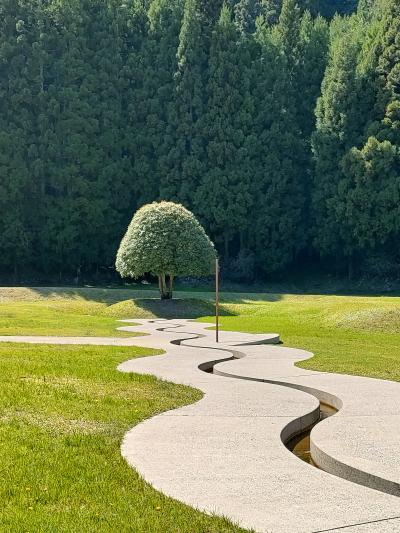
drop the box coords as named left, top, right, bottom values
left=0, top=0, right=399, bottom=282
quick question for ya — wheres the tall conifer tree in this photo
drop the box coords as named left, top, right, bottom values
left=160, top=0, right=208, bottom=206
left=311, top=21, right=364, bottom=269
left=196, top=5, right=256, bottom=257
left=145, top=0, right=183, bottom=205
left=336, top=0, right=400, bottom=262
left=251, top=0, right=309, bottom=273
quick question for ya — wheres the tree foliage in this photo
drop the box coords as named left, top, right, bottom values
left=312, top=0, right=400, bottom=276
left=2, top=0, right=400, bottom=283
left=116, top=201, right=216, bottom=298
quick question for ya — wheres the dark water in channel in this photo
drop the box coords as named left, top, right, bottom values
left=286, top=402, right=338, bottom=465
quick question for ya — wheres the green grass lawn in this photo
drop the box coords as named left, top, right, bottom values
left=199, top=293, right=400, bottom=382
left=0, top=341, right=248, bottom=532
left=1, top=285, right=400, bottom=532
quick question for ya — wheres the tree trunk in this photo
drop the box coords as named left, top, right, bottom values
left=224, top=233, right=230, bottom=259
left=239, top=230, right=245, bottom=253
left=169, top=273, right=174, bottom=299
left=348, top=254, right=354, bottom=281
left=13, top=262, right=18, bottom=284
left=158, top=273, right=173, bottom=299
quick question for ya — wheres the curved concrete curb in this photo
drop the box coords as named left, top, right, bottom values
left=144, top=321, right=400, bottom=498
left=1, top=320, right=400, bottom=533
left=212, top=341, right=400, bottom=498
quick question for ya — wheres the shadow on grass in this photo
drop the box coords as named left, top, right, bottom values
left=132, top=298, right=236, bottom=319
left=19, top=282, right=400, bottom=305
left=28, top=286, right=159, bottom=304
left=21, top=288, right=236, bottom=318
left=26, top=286, right=283, bottom=305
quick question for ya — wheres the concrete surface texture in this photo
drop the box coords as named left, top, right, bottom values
left=1, top=319, right=400, bottom=533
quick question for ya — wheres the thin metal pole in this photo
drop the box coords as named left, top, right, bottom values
left=215, top=257, right=219, bottom=343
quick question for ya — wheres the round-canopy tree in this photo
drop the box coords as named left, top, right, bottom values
left=116, top=201, right=216, bottom=299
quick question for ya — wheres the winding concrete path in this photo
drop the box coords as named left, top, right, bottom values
left=1, top=319, right=400, bottom=532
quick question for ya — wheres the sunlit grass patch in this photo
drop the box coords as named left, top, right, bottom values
left=0, top=408, right=120, bottom=436
left=0, top=300, right=131, bottom=337
left=335, top=307, right=400, bottom=333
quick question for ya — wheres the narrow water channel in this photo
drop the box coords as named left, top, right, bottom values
left=167, top=329, right=339, bottom=469
left=285, top=402, right=338, bottom=465
left=158, top=324, right=396, bottom=496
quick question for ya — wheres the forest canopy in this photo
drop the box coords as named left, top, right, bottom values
left=0, top=0, right=399, bottom=282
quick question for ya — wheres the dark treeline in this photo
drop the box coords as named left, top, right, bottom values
left=0, top=0, right=399, bottom=282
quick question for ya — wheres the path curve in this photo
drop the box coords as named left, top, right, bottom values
left=1, top=320, right=400, bottom=532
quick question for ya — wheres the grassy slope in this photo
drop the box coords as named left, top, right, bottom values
left=0, top=288, right=249, bottom=532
